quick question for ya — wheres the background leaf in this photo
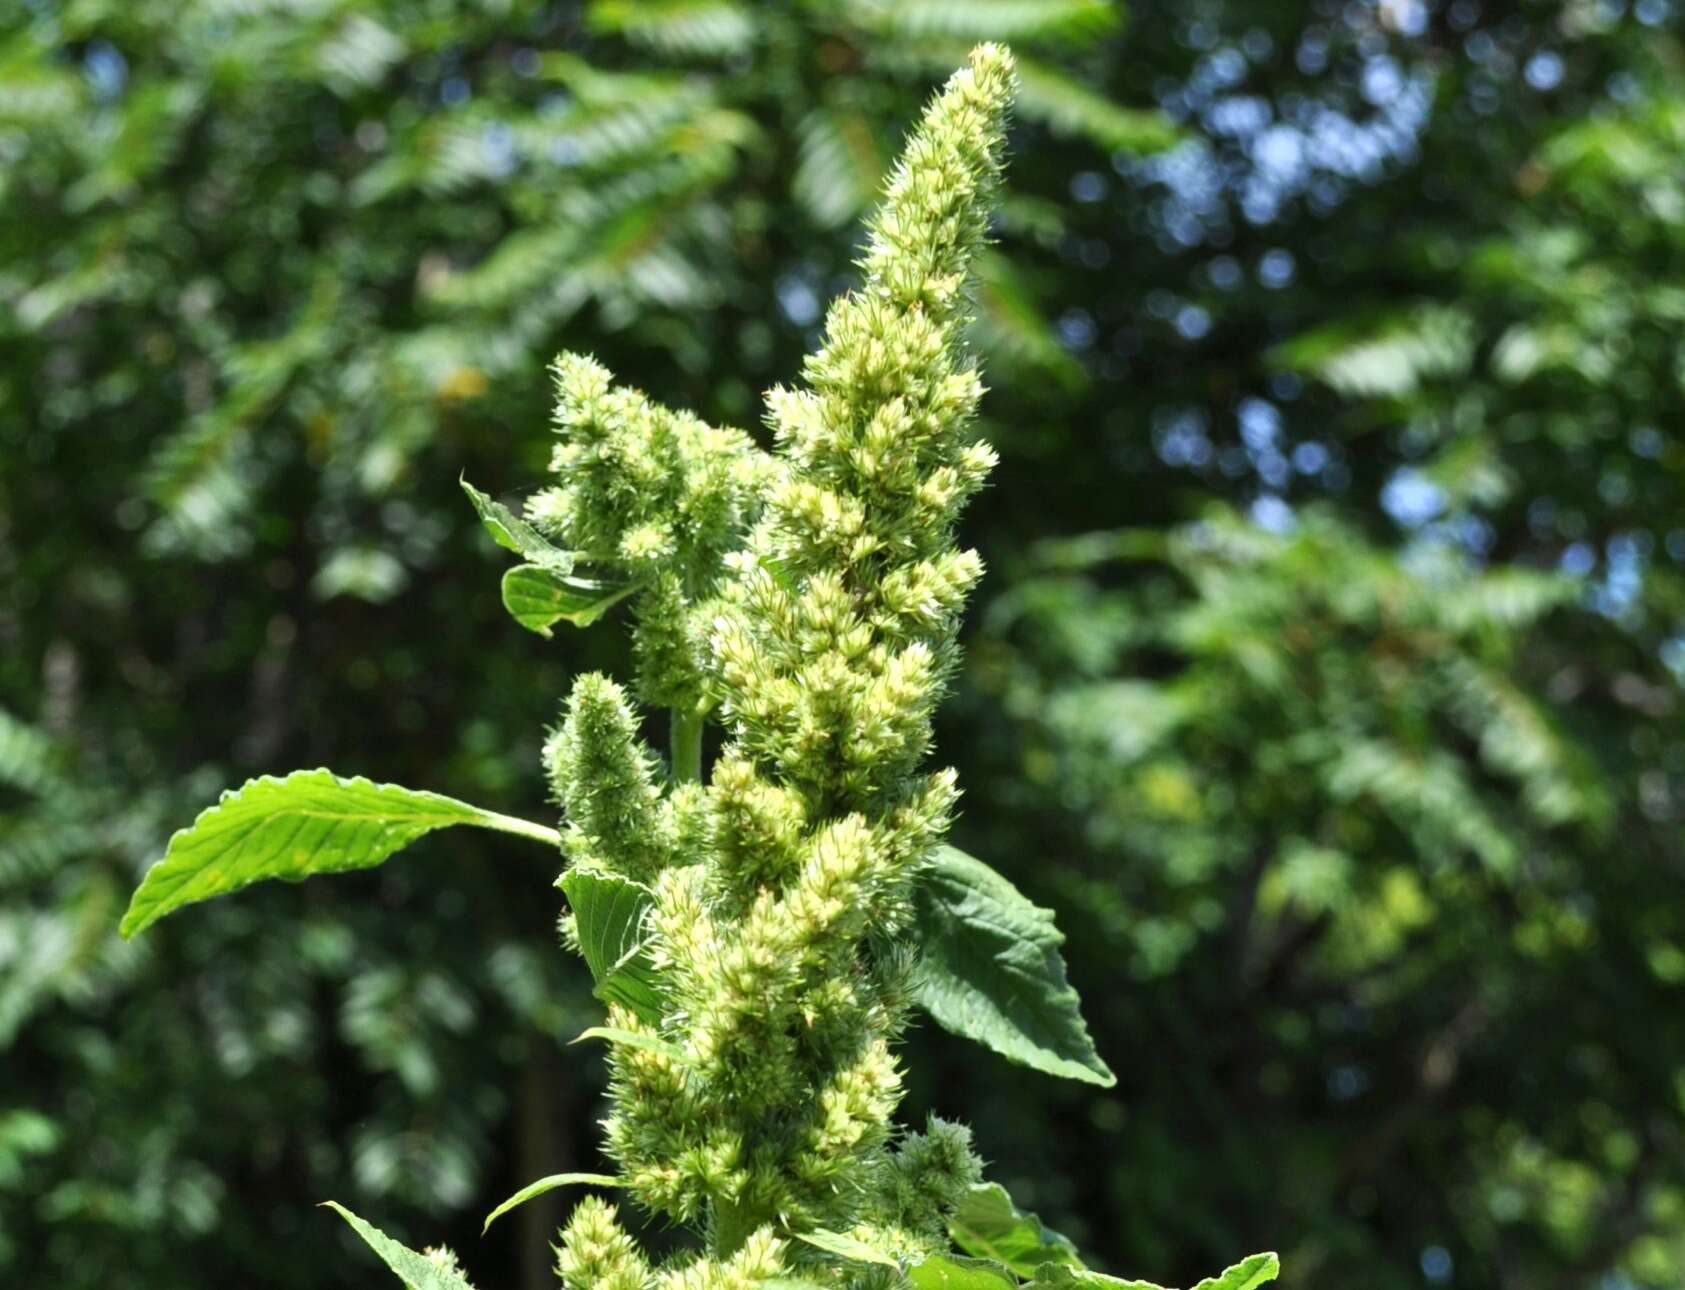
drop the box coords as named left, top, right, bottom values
left=1013, top=57, right=1183, bottom=154
left=854, top=0, right=1117, bottom=42
left=793, top=106, right=883, bottom=228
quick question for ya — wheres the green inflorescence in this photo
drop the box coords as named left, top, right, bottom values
left=542, top=44, right=1016, bottom=1288
left=116, top=41, right=1277, bottom=1290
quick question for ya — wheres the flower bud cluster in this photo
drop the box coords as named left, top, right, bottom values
left=530, top=352, right=772, bottom=714
left=544, top=45, right=1017, bottom=1287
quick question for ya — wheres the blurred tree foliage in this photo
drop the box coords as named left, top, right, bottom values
left=2, top=1, right=1682, bottom=1289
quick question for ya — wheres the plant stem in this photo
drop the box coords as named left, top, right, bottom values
left=481, top=812, right=564, bottom=847
left=671, top=708, right=704, bottom=785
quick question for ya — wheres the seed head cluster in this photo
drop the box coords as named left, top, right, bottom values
left=529, top=351, right=772, bottom=715
left=538, top=46, right=1016, bottom=1290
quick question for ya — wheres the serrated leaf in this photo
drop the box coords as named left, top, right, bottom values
left=913, top=846, right=1114, bottom=1087
left=323, top=1201, right=477, bottom=1290
left=1031, top=1267, right=1161, bottom=1290
left=1036, top=1265, right=1172, bottom=1290
left=1192, top=1255, right=1279, bottom=1290
left=460, top=477, right=575, bottom=572
left=482, top=1172, right=620, bottom=1233
left=571, top=1025, right=688, bottom=1064
left=911, top=1254, right=1020, bottom=1290
left=560, top=867, right=665, bottom=1023
left=949, top=1183, right=1084, bottom=1275
left=794, top=1229, right=902, bottom=1268
left=121, top=771, right=560, bottom=938
left=501, top=564, right=636, bottom=637
left=1029, top=1252, right=1280, bottom=1290
left=795, top=1229, right=1022, bottom=1290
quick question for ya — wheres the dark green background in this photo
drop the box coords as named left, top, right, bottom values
left=4, top=2, right=1684, bottom=1287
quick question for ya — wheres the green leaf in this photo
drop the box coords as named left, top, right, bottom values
left=571, top=1025, right=688, bottom=1064
left=913, top=846, right=1115, bottom=1087
left=459, top=477, right=575, bottom=572
left=1191, top=1254, right=1280, bottom=1290
left=560, top=867, right=665, bottom=1023
left=322, top=1201, right=477, bottom=1290
left=795, top=1229, right=1019, bottom=1290
left=120, top=770, right=560, bottom=938
left=1031, top=1265, right=1164, bottom=1290
left=501, top=564, right=636, bottom=637
left=910, top=1254, right=1020, bottom=1290
left=949, top=1183, right=1084, bottom=1275
left=794, top=1229, right=901, bottom=1268
left=1029, top=1253, right=1280, bottom=1290
left=482, top=1172, right=620, bottom=1233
